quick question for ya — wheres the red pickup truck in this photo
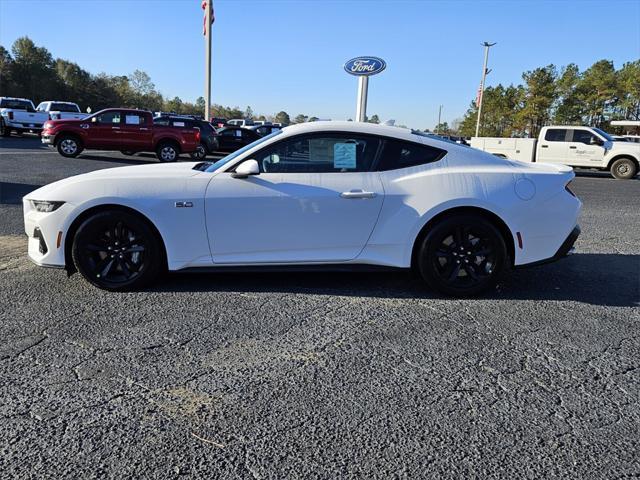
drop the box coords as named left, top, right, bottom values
left=41, top=108, right=200, bottom=162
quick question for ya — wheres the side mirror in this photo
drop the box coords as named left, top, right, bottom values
left=232, top=159, right=259, bottom=178
left=590, top=136, right=603, bottom=146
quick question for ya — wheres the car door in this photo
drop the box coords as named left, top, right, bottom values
left=218, top=128, right=244, bottom=151
left=537, top=128, right=569, bottom=164
left=205, top=133, right=385, bottom=264
left=86, top=110, right=122, bottom=148
left=120, top=112, right=152, bottom=150
left=566, top=128, right=606, bottom=167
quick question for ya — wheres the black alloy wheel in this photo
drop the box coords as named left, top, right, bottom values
left=190, top=143, right=207, bottom=160
left=72, top=210, right=163, bottom=291
left=418, top=215, right=508, bottom=297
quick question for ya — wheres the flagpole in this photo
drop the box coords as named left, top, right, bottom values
left=204, top=1, right=212, bottom=120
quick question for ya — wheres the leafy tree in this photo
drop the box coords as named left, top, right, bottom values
left=515, top=65, right=557, bottom=136
left=308, top=116, right=319, bottom=122
left=434, top=122, right=449, bottom=134
left=10, top=36, right=61, bottom=102
left=294, top=114, right=308, bottom=123
left=367, top=114, right=380, bottom=124
left=129, top=70, right=155, bottom=96
left=578, top=60, right=618, bottom=127
left=274, top=111, right=290, bottom=125
left=554, top=63, right=584, bottom=124
left=244, top=105, right=253, bottom=119
left=616, top=60, right=640, bottom=121
left=0, top=46, right=17, bottom=96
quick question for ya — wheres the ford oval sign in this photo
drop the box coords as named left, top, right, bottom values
left=344, top=56, right=386, bottom=76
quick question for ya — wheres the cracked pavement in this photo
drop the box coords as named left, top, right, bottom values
left=0, top=138, right=639, bottom=478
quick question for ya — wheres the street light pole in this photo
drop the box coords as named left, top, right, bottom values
left=474, top=41, right=496, bottom=138
left=437, top=104, right=443, bottom=134
left=204, top=1, right=212, bottom=120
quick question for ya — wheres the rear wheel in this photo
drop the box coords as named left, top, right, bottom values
left=610, top=158, right=637, bottom=180
left=57, top=135, right=83, bottom=158
left=189, top=143, right=207, bottom=160
left=72, top=210, right=164, bottom=291
left=417, top=215, right=508, bottom=297
left=156, top=142, right=179, bottom=162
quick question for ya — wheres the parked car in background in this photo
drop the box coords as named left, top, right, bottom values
left=0, top=97, right=50, bottom=136
left=245, top=123, right=283, bottom=137
left=227, top=118, right=254, bottom=127
left=23, top=121, right=581, bottom=296
left=216, top=126, right=261, bottom=151
left=36, top=101, right=87, bottom=120
left=154, top=114, right=219, bottom=160
left=41, top=108, right=200, bottom=162
left=210, top=117, right=228, bottom=128
left=470, top=125, right=640, bottom=179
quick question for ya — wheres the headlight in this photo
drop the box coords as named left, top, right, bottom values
left=30, top=200, right=65, bottom=213
left=44, top=122, right=53, bottom=129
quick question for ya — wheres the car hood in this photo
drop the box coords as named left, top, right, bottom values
left=24, top=162, right=203, bottom=202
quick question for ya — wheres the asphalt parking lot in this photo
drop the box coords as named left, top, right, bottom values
left=1, top=136, right=639, bottom=478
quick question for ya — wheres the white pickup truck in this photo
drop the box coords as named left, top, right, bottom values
left=470, top=125, right=640, bottom=179
left=36, top=101, right=87, bottom=120
left=0, top=97, right=50, bottom=137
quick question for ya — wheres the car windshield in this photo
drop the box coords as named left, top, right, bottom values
left=205, top=130, right=283, bottom=173
left=51, top=103, right=80, bottom=112
left=592, top=128, right=614, bottom=142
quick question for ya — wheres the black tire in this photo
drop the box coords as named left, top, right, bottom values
left=71, top=210, right=164, bottom=291
left=0, top=120, right=10, bottom=137
left=417, top=215, right=508, bottom=297
left=120, top=150, right=135, bottom=156
left=156, top=141, right=179, bottom=162
left=57, top=135, right=83, bottom=158
left=189, top=143, right=207, bottom=160
left=610, top=157, right=637, bottom=180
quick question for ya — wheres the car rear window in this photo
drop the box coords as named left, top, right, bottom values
left=0, top=99, right=34, bottom=111
left=375, top=139, right=447, bottom=171
left=51, top=103, right=80, bottom=112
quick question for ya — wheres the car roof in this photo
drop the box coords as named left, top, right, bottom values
left=41, top=100, right=78, bottom=104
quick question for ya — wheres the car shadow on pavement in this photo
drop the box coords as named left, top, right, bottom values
left=156, top=253, right=639, bottom=307
left=0, top=182, right=43, bottom=204
left=76, top=154, right=153, bottom=165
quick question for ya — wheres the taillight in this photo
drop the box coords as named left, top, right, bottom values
left=195, top=130, right=201, bottom=142
left=565, top=181, right=576, bottom=197
left=8, top=111, right=13, bottom=120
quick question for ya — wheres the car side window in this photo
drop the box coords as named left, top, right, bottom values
left=125, top=113, right=146, bottom=125
left=375, top=139, right=446, bottom=171
left=154, top=117, right=170, bottom=126
left=255, top=134, right=381, bottom=173
left=544, top=129, right=568, bottom=142
left=571, top=130, right=596, bottom=144
left=94, top=111, right=121, bottom=124
left=219, top=129, right=235, bottom=136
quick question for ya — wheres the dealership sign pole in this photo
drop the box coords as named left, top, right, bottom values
left=344, top=57, right=386, bottom=122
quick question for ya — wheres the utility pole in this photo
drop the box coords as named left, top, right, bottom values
left=437, top=104, right=443, bottom=134
left=204, top=1, right=212, bottom=120
left=475, top=41, right=496, bottom=138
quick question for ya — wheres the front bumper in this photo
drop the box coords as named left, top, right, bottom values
left=516, top=225, right=580, bottom=269
left=41, top=134, right=55, bottom=145
left=24, top=199, right=72, bottom=268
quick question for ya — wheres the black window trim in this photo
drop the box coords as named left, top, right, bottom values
left=225, top=131, right=447, bottom=174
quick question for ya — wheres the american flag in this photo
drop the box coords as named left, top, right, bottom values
left=202, top=0, right=215, bottom=36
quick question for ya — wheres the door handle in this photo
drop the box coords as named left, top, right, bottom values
left=540, top=145, right=549, bottom=148
left=340, top=190, right=377, bottom=199
left=569, top=146, right=577, bottom=149
left=112, top=126, right=120, bottom=130
left=140, top=128, right=149, bottom=131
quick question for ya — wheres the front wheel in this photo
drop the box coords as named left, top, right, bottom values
left=0, top=120, right=10, bottom=137
left=57, top=136, right=83, bottom=158
left=156, top=142, right=179, bottom=162
left=610, top=158, right=637, bottom=180
left=417, top=215, right=508, bottom=297
left=72, top=210, right=164, bottom=291
left=189, top=143, right=207, bottom=160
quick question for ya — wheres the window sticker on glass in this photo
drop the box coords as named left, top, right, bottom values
left=173, top=121, right=185, bottom=127
left=334, top=142, right=357, bottom=169
left=125, top=115, right=140, bottom=125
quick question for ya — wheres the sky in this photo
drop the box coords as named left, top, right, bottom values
left=1, top=0, right=639, bottom=128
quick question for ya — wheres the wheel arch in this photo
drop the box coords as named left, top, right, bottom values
left=154, top=137, right=182, bottom=153
left=63, top=203, right=168, bottom=273
left=54, top=130, right=83, bottom=147
left=607, top=154, right=639, bottom=171
left=410, top=206, right=515, bottom=270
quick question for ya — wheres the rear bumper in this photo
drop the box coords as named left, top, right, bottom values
left=515, top=225, right=580, bottom=269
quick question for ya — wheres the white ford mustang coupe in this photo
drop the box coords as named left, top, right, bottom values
left=23, top=121, right=581, bottom=296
